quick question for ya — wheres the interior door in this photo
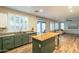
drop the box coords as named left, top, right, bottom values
left=60, top=23, right=64, bottom=30
left=54, top=22, right=59, bottom=30
left=37, top=21, right=41, bottom=34
left=37, top=21, right=46, bottom=34
left=50, top=22, right=55, bottom=31
left=41, top=22, right=46, bottom=33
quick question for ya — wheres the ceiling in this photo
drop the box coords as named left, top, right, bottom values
left=6, top=6, right=79, bottom=22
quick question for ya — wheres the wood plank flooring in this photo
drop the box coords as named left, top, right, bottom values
left=7, top=34, right=79, bottom=53
left=54, top=34, right=79, bottom=53
left=7, top=44, right=32, bottom=53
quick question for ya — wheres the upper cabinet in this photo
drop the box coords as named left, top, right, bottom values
left=0, top=13, right=7, bottom=28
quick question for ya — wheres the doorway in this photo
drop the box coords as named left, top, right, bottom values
left=37, top=21, right=46, bottom=34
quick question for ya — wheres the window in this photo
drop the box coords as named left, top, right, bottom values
left=16, top=16, right=20, bottom=32
left=0, top=13, right=7, bottom=28
left=8, top=14, right=15, bottom=32
left=19, top=17, right=23, bottom=31
left=60, top=23, right=64, bottom=30
left=25, top=17, right=29, bottom=31
left=8, top=14, right=29, bottom=32
left=50, top=21, right=55, bottom=31
left=15, top=16, right=29, bottom=32
left=20, top=17, right=24, bottom=31
left=21, top=17, right=29, bottom=31
left=55, top=22, right=59, bottom=30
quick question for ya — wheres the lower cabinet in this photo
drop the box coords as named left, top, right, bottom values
left=0, top=33, right=30, bottom=52
left=21, top=34, right=29, bottom=44
left=0, top=38, right=2, bottom=52
left=2, top=36, right=15, bottom=51
left=14, top=34, right=29, bottom=47
left=14, top=35, right=22, bottom=47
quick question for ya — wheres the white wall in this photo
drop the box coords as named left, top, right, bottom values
left=64, top=21, right=79, bottom=34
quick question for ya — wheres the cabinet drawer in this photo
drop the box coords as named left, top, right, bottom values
left=3, top=37, right=14, bottom=50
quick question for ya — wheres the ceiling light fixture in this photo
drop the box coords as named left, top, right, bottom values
left=70, top=9, right=73, bottom=13
left=39, top=9, right=43, bottom=12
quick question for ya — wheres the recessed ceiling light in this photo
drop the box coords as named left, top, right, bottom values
left=68, top=6, right=72, bottom=9
left=39, top=9, right=43, bottom=12
left=70, top=9, right=73, bottom=13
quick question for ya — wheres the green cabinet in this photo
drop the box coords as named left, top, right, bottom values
left=41, top=38, right=55, bottom=53
left=0, top=38, right=2, bottom=50
left=15, top=33, right=23, bottom=47
left=2, top=36, right=15, bottom=51
left=14, top=33, right=29, bottom=47
left=21, top=34, right=29, bottom=44
left=32, top=37, right=55, bottom=53
left=0, top=33, right=30, bottom=52
left=0, top=38, right=2, bottom=51
left=14, top=35, right=22, bottom=47
left=32, top=39, right=41, bottom=53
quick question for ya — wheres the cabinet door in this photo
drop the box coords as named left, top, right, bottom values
left=3, top=36, right=14, bottom=51
left=14, top=35, right=22, bottom=47
left=32, top=39, right=41, bottom=53
left=0, top=38, right=2, bottom=50
left=41, top=38, right=55, bottom=53
left=21, top=34, right=29, bottom=44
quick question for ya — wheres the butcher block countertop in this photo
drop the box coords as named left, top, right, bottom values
left=32, top=32, right=59, bottom=41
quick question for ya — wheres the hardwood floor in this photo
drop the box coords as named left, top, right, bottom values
left=7, top=34, right=79, bottom=53
left=54, top=34, right=79, bottom=53
left=7, top=44, right=32, bottom=53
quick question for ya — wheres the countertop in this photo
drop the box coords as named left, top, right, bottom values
left=0, top=34, right=15, bottom=38
left=32, top=32, right=59, bottom=41
left=0, top=31, right=37, bottom=38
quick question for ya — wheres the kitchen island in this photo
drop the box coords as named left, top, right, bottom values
left=32, top=32, right=60, bottom=53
